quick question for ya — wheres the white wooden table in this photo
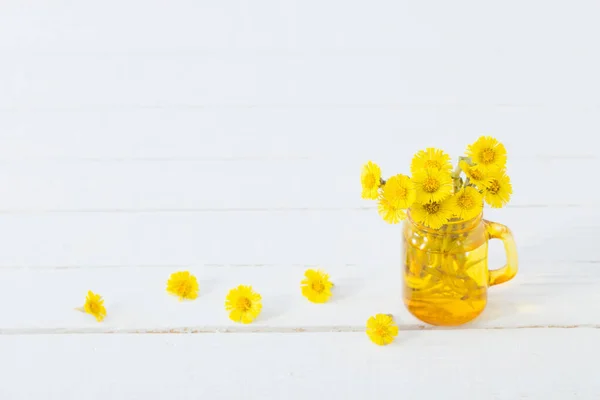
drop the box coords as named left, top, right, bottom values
left=1, top=1, right=599, bottom=398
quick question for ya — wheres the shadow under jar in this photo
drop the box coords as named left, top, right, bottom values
left=402, top=211, right=518, bottom=326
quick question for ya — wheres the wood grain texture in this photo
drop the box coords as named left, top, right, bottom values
left=1, top=330, right=599, bottom=400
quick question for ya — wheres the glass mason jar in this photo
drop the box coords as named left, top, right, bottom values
left=402, top=212, right=518, bottom=326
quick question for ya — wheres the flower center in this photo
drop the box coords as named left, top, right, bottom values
left=364, top=174, right=376, bottom=187
left=395, top=186, right=408, bottom=199
left=422, top=177, right=440, bottom=193
left=470, top=168, right=484, bottom=180
left=311, top=281, right=325, bottom=293
left=488, top=180, right=501, bottom=194
left=237, top=297, right=252, bottom=311
left=481, top=148, right=495, bottom=163
left=423, top=160, right=441, bottom=169
left=178, top=282, right=190, bottom=295
left=89, top=302, right=98, bottom=314
left=423, top=202, right=440, bottom=214
left=375, top=326, right=387, bottom=336
left=457, top=194, right=475, bottom=209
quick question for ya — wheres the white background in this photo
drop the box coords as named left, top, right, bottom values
left=1, top=1, right=599, bottom=399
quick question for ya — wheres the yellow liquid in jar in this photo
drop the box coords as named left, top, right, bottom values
left=403, top=240, right=489, bottom=326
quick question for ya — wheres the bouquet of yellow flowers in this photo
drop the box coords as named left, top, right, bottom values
left=361, top=136, right=513, bottom=229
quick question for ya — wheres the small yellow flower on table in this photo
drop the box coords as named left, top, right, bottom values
left=76, top=290, right=107, bottom=322
left=166, top=271, right=199, bottom=301
left=301, top=269, right=333, bottom=303
left=366, top=314, right=399, bottom=346
left=225, top=285, right=262, bottom=324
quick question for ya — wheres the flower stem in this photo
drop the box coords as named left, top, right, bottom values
left=451, top=163, right=462, bottom=193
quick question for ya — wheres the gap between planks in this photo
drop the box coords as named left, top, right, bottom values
left=1, top=325, right=599, bottom=335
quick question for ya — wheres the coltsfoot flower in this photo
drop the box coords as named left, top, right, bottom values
left=410, top=197, right=455, bottom=229
left=377, top=196, right=407, bottom=224
left=412, top=167, right=453, bottom=203
left=466, top=136, right=507, bottom=172
left=301, top=269, right=333, bottom=303
left=366, top=314, right=399, bottom=346
left=166, top=271, right=199, bottom=301
left=458, top=160, right=492, bottom=189
left=410, top=147, right=452, bottom=174
left=76, top=290, right=107, bottom=322
left=377, top=173, right=415, bottom=224
left=361, top=161, right=382, bottom=200
left=484, top=170, right=513, bottom=208
left=450, top=186, right=484, bottom=221
left=225, top=285, right=262, bottom=324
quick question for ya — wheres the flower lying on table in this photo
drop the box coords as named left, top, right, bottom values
left=75, top=290, right=107, bottom=322
left=225, top=285, right=262, bottom=324
left=301, top=269, right=334, bottom=303
left=361, top=136, right=513, bottom=228
left=71, top=279, right=399, bottom=346
left=166, top=270, right=199, bottom=301
left=366, top=314, right=399, bottom=346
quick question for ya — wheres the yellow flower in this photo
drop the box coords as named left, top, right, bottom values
left=301, top=269, right=333, bottom=303
left=225, top=285, right=262, bottom=324
left=376, top=174, right=415, bottom=224
left=381, top=174, right=416, bottom=208
left=377, top=196, right=407, bottom=224
left=79, top=290, right=107, bottom=322
left=410, top=147, right=452, bottom=174
left=484, top=170, right=513, bottom=208
left=366, top=314, right=399, bottom=346
left=459, top=160, right=492, bottom=189
left=466, top=136, right=507, bottom=171
left=360, top=161, right=382, bottom=200
left=166, top=271, right=199, bottom=301
left=412, top=168, right=453, bottom=203
left=450, top=186, right=483, bottom=221
left=410, top=197, right=455, bottom=229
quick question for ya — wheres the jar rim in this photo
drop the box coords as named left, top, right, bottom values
left=406, top=210, right=483, bottom=232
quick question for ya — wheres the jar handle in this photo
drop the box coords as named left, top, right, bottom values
left=484, top=220, right=519, bottom=286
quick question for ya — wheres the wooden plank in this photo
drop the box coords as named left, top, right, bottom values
left=0, top=157, right=593, bottom=211
left=0, top=330, right=598, bottom=399
left=1, top=52, right=599, bottom=109
left=0, top=108, right=596, bottom=160
left=0, top=263, right=598, bottom=332
left=0, top=207, right=596, bottom=268
left=1, top=1, right=597, bottom=56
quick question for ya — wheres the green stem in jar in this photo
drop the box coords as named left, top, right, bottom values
left=451, top=164, right=463, bottom=193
